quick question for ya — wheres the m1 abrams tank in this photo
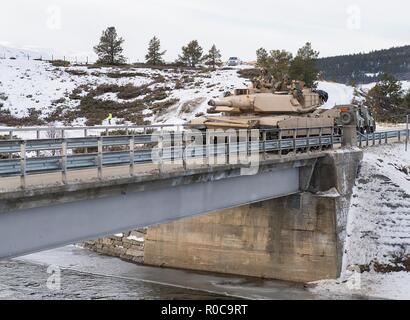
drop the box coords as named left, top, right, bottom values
left=188, top=81, right=333, bottom=138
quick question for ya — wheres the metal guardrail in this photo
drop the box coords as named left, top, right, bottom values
left=358, top=129, right=410, bottom=147
left=0, top=126, right=341, bottom=188
left=0, top=124, right=185, bottom=140
left=0, top=125, right=408, bottom=189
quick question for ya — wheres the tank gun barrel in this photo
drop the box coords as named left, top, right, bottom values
left=208, top=99, right=233, bottom=107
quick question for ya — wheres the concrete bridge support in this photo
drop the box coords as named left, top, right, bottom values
left=143, top=149, right=363, bottom=282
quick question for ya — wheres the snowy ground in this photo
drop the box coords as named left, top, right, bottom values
left=0, top=45, right=367, bottom=128
left=310, top=143, right=410, bottom=300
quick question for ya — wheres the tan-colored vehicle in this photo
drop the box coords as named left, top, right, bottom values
left=188, top=83, right=333, bottom=138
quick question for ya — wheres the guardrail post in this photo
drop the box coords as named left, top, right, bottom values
left=84, top=128, right=89, bottom=154
left=97, top=137, right=103, bottom=180
left=278, top=130, right=282, bottom=158
left=307, top=128, right=311, bottom=154
left=9, top=131, right=13, bottom=159
left=398, top=130, right=401, bottom=142
left=319, top=127, right=323, bottom=151
left=36, top=130, right=40, bottom=157
left=129, top=136, right=135, bottom=177
left=294, top=129, right=298, bottom=154
left=61, top=129, right=65, bottom=139
left=20, top=141, right=26, bottom=189
left=330, top=128, right=334, bottom=150
left=158, top=130, right=163, bottom=173
left=61, top=139, right=67, bottom=184
left=372, top=132, right=376, bottom=146
left=183, top=131, right=187, bottom=170
left=406, top=115, right=409, bottom=152
left=385, top=132, right=388, bottom=144
left=262, top=131, right=267, bottom=158
left=105, top=128, right=109, bottom=137
left=226, top=135, right=230, bottom=165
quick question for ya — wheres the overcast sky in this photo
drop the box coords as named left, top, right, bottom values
left=1, top=0, right=409, bottom=62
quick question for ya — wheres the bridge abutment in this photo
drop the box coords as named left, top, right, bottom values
left=143, top=149, right=363, bottom=282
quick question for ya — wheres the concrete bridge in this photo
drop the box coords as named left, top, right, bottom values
left=0, top=124, right=405, bottom=282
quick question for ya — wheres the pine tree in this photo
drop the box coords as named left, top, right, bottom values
left=94, top=27, right=126, bottom=65
left=289, top=42, right=320, bottom=87
left=267, top=50, right=293, bottom=81
left=256, top=48, right=269, bottom=70
left=204, top=45, right=222, bottom=70
left=145, top=36, right=166, bottom=65
left=178, top=40, right=203, bottom=68
left=255, top=48, right=292, bottom=82
left=365, top=73, right=405, bottom=121
left=402, top=90, right=410, bottom=109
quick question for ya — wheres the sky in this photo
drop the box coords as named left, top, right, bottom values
left=0, top=0, right=409, bottom=62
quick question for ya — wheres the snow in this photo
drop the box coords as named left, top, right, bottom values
left=127, top=236, right=144, bottom=242
left=311, top=143, right=410, bottom=300
left=317, top=81, right=355, bottom=109
left=311, top=272, right=410, bottom=300
left=0, top=47, right=251, bottom=125
left=1, top=44, right=410, bottom=129
left=316, top=187, right=341, bottom=198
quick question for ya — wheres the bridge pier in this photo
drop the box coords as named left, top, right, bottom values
left=143, top=150, right=362, bottom=282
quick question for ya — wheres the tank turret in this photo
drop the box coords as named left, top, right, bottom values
left=206, top=87, right=326, bottom=115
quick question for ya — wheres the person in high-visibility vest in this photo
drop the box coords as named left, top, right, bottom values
left=107, top=113, right=113, bottom=125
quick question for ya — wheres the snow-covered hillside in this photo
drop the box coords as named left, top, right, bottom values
left=0, top=54, right=251, bottom=126
left=311, top=143, right=410, bottom=300
left=0, top=45, right=361, bottom=128
left=1, top=45, right=408, bottom=128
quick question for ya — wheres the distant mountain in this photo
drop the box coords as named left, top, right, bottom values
left=316, top=45, right=410, bottom=84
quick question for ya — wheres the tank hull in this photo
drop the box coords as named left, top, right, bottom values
left=188, top=115, right=335, bottom=137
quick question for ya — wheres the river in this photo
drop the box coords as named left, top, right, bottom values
left=0, top=245, right=357, bottom=300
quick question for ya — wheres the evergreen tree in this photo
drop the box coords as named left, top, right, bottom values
left=204, top=45, right=222, bottom=70
left=289, top=42, right=320, bottom=87
left=373, top=73, right=403, bottom=106
left=255, top=48, right=293, bottom=81
left=402, top=90, right=410, bottom=109
left=267, top=50, right=293, bottom=81
left=365, top=73, right=405, bottom=121
left=178, top=40, right=203, bottom=68
left=145, top=36, right=166, bottom=65
left=94, top=27, right=126, bottom=65
left=316, top=45, right=410, bottom=84
left=256, top=48, right=269, bottom=70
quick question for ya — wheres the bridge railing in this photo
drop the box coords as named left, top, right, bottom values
left=0, top=126, right=340, bottom=188
left=358, top=129, right=410, bottom=147
left=0, top=124, right=186, bottom=141
left=1, top=125, right=408, bottom=189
